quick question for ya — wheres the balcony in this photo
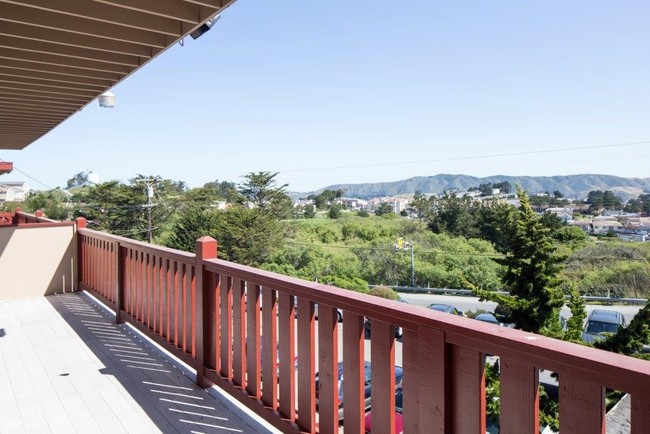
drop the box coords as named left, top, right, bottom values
left=1, top=211, right=649, bottom=433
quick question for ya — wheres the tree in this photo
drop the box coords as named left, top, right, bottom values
left=410, top=191, right=433, bottom=219
left=25, top=189, right=69, bottom=220
left=375, top=202, right=394, bottom=216
left=165, top=207, right=220, bottom=252
left=476, top=186, right=565, bottom=334
left=72, top=176, right=184, bottom=241
left=428, top=193, right=479, bottom=238
left=164, top=206, right=286, bottom=266
left=564, top=285, right=587, bottom=342
left=66, top=171, right=92, bottom=189
left=238, top=171, right=292, bottom=219
left=328, top=204, right=342, bottom=219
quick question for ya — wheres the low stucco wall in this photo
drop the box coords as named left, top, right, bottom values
left=0, top=224, right=76, bottom=300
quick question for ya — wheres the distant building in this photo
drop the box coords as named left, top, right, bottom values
left=0, top=181, right=29, bottom=202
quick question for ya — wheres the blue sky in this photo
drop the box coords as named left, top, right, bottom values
left=3, top=0, right=650, bottom=192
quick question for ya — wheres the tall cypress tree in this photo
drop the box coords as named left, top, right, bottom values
left=477, top=186, right=565, bottom=334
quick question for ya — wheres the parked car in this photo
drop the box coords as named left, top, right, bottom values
left=364, top=378, right=404, bottom=433
left=427, top=303, right=463, bottom=316
left=475, top=312, right=500, bottom=325
left=364, top=298, right=408, bottom=339
left=315, top=361, right=403, bottom=420
left=583, top=309, right=626, bottom=343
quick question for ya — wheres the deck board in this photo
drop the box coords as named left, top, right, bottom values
left=0, top=294, right=273, bottom=434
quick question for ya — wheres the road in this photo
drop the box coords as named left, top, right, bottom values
left=398, top=293, right=644, bottom=324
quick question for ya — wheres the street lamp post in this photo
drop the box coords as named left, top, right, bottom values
left=395, top=238, right=416, bottom=287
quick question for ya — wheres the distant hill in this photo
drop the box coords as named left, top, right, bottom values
left=298, top=174, right=650, bottom=201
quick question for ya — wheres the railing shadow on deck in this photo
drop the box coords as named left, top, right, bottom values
left=47, top=292, right=268, bottom=434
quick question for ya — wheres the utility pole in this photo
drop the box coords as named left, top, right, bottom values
left=395, top=238, right=416, bottom=287
left=137, top=177, right=159, bottom=243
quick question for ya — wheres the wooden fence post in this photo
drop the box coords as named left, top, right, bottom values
left=75, top=217, right=87, bottom=292
left=195, top=236, right=218, bottom=388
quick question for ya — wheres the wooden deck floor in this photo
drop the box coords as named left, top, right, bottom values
left=0, top=293, right=274, bottom=433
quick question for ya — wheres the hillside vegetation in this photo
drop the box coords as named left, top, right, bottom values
left=305, top=173, right=650, bottom=200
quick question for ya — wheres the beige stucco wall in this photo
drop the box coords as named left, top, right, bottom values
left=0, top=225, right=76, bottom=300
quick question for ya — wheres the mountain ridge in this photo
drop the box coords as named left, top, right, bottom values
left=296, top=174, right=650, bottom=201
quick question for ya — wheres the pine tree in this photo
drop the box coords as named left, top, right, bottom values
left=476, top=185, right=565, bottom=333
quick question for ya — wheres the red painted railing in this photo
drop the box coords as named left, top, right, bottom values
left=0, top=209, right=60, bottom=226
left=77, top=227, right=650, bottom=434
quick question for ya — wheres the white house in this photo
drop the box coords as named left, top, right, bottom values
left=0, top=181, right=29, bottom=202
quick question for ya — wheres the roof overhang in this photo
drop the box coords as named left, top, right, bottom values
left=0, top=0, right=236, bottom=150
left=0, top=161, right=13, bottom=175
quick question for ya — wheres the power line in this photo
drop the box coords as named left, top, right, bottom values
left=276, top=140, right=650, bottom=174
left=0, top=157, right=54, bottom=190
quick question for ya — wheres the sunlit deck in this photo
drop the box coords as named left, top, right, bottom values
left=0, top=293, right=274, bottom=434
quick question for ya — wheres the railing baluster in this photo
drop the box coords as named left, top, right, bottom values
left=115, top=242, right=123, bottom=324
left=220, top=274, right=233, bottom=379
left=246, top=284, right=261, bottom=399
left=209, top=271, right=221, bottom=372
left=171, top=260, right=178, bottom=345
left=631, top=394, right=650, bottom=434
left=232, top=278, right=246, bottom=388
left=296, top=297, right=315, bottom=432
left=500, top=358, right=539, bottom=433
left=189, top=265, right=196, bottom=357
left=153, top=255, right=159, bottom=334
left=278, top=291, right=296, bottom=421
left=261, top=286, right=278, bottom=410
left=559, top=375, right=605, bottom=434
left=451, top=345, right=486, bottom=433
left=343, top=311, right=365, bottom=434
left=185, top=265, right=194, bottom=355
left=318, top=304, right=339, bottom=433
left=370, top=320, right=396, bottom=434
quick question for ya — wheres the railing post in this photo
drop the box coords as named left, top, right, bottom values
left=195, top=236, right=218, bottom=388
left=75, top=217, right=87, bottom=291
left=35, top=209, right=44, bottom=219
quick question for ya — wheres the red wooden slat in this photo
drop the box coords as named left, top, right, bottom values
left=631, top=394, right=650, bottom=434
left=180, top=263, right=187, bottom=352
left=185, top=265, right=194, bottom=355
left=138, top=250, right=144, bottom=322
left=189, top=265, right=196, bottom=358
left=220, top=274, right=233, bottom=378
left=158, top=257, right=164, bottom=336
left=343, top=311, right=365, bottom=434
left=207, top=272, right=220, bottom=372
left=450, top=345, right=486, bottom=434
left=261, top=287, right=278, bottom=409
left=171, top=260, right=179, bottom=346
left=296, top=297, right=315, bottom=432
left=165, top=258, right=171, bottom=340
left=317, top=304, right=339, bottom=433
left=246, top=284, right=261, bottom=399
left=500, top=358, right=539, bottom=434
left=151, top=255, right=157, bottom=332
left=559, top=376, right=605, bottom=434
left=403, top=327, right=451, bottom=433
left=278, top=291, right=296, bottom=421
left=146, top=253, right=152, bottom=328
left=370, top=320, right=396, bottom=434
left=232, top=278, right=246, bottom=388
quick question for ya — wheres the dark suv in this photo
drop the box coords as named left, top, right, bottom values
left=583, top=309, right=626, bottom=343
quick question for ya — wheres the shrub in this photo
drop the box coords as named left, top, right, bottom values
left=368, top=286, right=400, bottom=300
